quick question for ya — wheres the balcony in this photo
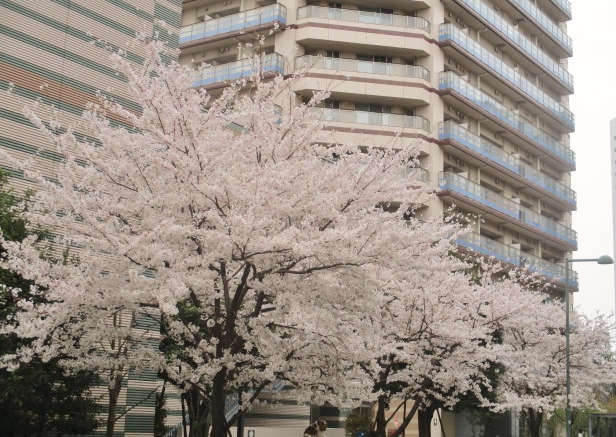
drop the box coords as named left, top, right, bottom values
left=319, top=108, right=430, bottom=132
left=438, top=171, right=577, bottom=249
left=439, top=121, right=576, bottom=209
left=403, top=167, right=430, bottom=183
left=549, top=0, right=572, bottom=18
left=295, top=55, right=430, bottom=82
left=192, top=53, right=285, bottom=88
left=450, top=0, right=573, bottom=91
left=455, top=231, right=578, bottom=287
left=438, top=71, right=575, bottom=170
left=509, top=0, right=572, bottom=54
left=179, top=3, right=287, bottom=47
left=439, top=24, right=574, bottom=130
left=297, top=5, right=431, bottom=33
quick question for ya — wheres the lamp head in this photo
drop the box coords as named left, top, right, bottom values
left=597, top=255, right=614, bottom=265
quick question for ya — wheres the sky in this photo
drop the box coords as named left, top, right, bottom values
left=568, top=0, right=616, bottom=317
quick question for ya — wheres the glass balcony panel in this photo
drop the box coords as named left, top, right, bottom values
left=510, top=0, right=572, bottom=51
left=455, top=232, right=577, bottom=287
left=193, top=53, right=285, bottom=87
left=356, top=60, right=376, bottom=74
left=455, top=0, right=573, bottom=89
left=179, top=4, right=287, bottom=45
left=325, top=58, right=341, bottom=70
left=438, top=171, right=577, bottom=247
left=316, top=109, right=430, bottom=131
left=438, top=71, right=575, bottom=168
left=439, top=121, right=576, bottom=207
left=551, top=0, right=572, bottom=16
left=402, top=167, right=430, bottom=183
left=327, top=8, right=343, bottom=20
left=357, top=11, right=394, bottom=26
left=297, top=6, right=431, bottom=33
left=439, top=24, right=574, bottom=128
left=295, top=56, right=430, bottom=81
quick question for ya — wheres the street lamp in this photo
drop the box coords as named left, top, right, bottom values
left=564, top=256, right=614, bottom=437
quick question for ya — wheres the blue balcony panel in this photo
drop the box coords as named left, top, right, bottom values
left=451, top=0, right=573, bottom=91
left=192, top=53, right=285, bottom=88
left=455, top=232, right=577, bottom=288
left=438, top=71, right=575, bottom=170
left=439, top=24, right=574, bottom=130
left=509, top=0, right=572, bottom=53
left=180, top=4, right=287, bottom=46
left=438, top=121, right=576, bottom=210
left=438, top=171, right=577, bottom=249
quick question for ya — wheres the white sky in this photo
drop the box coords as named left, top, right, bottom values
left=568, top=0, right=616, bottom=317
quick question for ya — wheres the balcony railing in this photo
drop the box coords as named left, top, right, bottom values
left=295, top=55, right=430, bottom=81
left=438, top=71, right=575, bottom=168
left=438, top=171, right=577, bottom=247
left=455, top=231, right=578, bottom=287
left=297, top=5, right=431, bottom=33
left=453, top=0, right=573, bottom=90
left=319, top=108, right=430, bottom=132
left=179, top=3, right=287, bottom=45
left=439, top=121, right=576, bottom=207
left=510, top=0, right=572, bottom=52
left=192, top=53, right=285, bottom=88
left=550, top=0, right=572, bottom=17
left=403, top=167, right=430, bottom=183
left=439, top=24, right=574, bottom=129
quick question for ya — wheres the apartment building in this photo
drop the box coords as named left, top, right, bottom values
left=0, top=1, right=181, bottom=436
left=179, top=0, right=577, bottom=293
left=179, top=0, right=576, bottom=434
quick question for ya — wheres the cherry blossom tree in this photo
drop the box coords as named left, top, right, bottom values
left=349, top=258, right=544, bottom=437
left=0, top=37, right=452, bottom=437
left=4, top=35, right=608, bottom=437
left=495, top=298, right=616, bottom=437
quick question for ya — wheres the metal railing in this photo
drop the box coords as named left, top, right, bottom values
left=510, top=0, right=572, bottom=51
left=439, top=24, right=574, bottom=129
left=295, top=55, right=430, bottom=81
left=439, top=121, right=576, bottom=207
left=192, top=53, right=285, bottom=87
left=438, top=171, right=577, bottom=247
left=179, top=3, right=287, bottom=45
left=297, top=5, right=431, bottom=33
left=224, top=379, right=286, bottom=422
left=454, top=0, right=573, bottom=89
left=455, top=231, right=578, bottom=286
left=438, top=71, right=575, bottom=168
left=402, top=167, right=430, bottom=183
left=549, top=0, right=572, bottom=16
left=318, top=108, right=430, bottom=132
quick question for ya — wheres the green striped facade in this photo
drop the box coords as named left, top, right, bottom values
left=0, top=1, right=181, bottom=436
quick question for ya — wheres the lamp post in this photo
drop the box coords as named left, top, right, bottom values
left=564, top=256, right=613, bottom=437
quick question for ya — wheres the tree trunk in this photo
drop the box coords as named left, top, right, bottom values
left=106, top=369, right=124, bottom=437
left=374, top=396, right=389, bottom=437
left=418, top=407, right=436, bottom=437
left=209, top=368, right=229, bottom=437
left=525, top=408, right=544, bottom=437
left=185, top=385, right=210, bottom=437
